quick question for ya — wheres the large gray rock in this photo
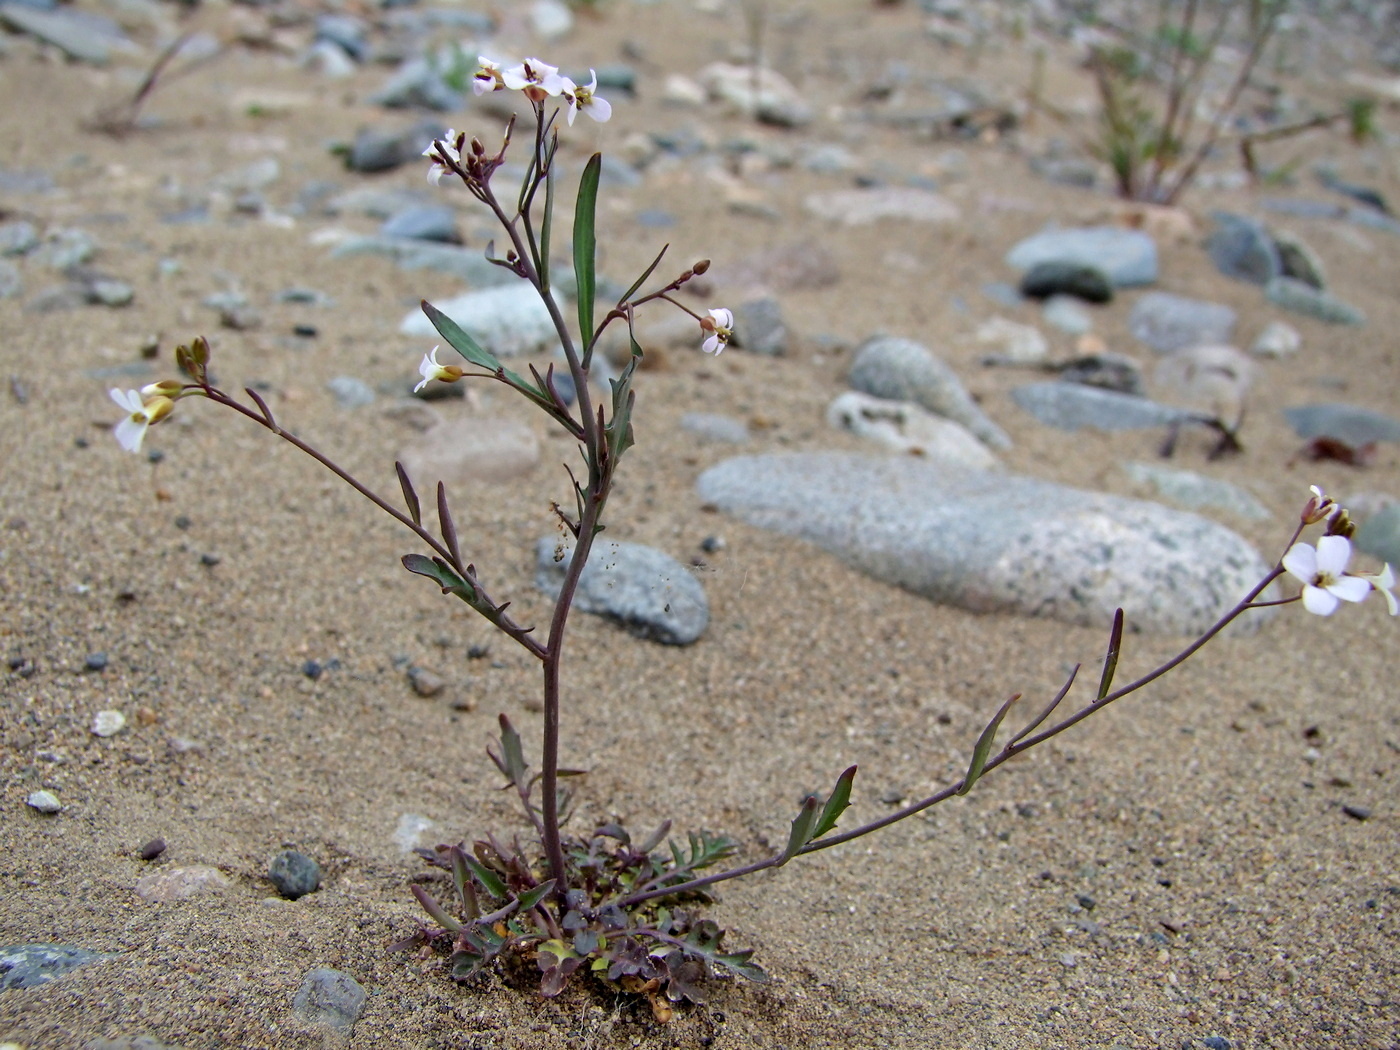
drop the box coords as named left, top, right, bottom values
left=848, top=336, right=1010, bottom=450
left=696, top=453, right=1275, bottom=634
left=1011, top=382, right=1206, bottom=432
left=1128, top=292, right=1237, bottom=353
left=826, top=392, right=1001, bottom=470
left=400, top=284, right=566, bottom=356
left=1005, top=226, right=1158, bottom=288
left=1205, top=212, right=1280, bottom=284
left=331, top=236, right=512, bottom=286
left=0, top=4, right=135, bottom=64
left=535, top=538, right=708, bottom=645
left=1123, top=462, right=1270, bottom=520
left=1283, top=403, right=1400, bottom=446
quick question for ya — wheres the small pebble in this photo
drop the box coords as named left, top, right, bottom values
left=1342, top=804, right=1372, bottom=821
left=269, top=850, right=322, bottom=900
left=84, top=652, right=108, bottom=672
left=1202, top=1038, right=1232, bottom=1050
left=407, top=666, right=445, bottom=697
left=92, top=710, right=126, bottom=737
left=26, top=790, right=62, bottom=814
left=138, top=837, right=167, bottom=861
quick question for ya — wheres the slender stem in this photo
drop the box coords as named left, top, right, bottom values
left=201, top=387, right=546, bottom=659
left=617, top=548, right=1297, bottom=908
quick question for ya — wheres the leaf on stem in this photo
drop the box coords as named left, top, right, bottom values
left=540, top=159, right=556, bottom=293
left=639, top=820, right=673, bottom=855
left=436, top=481, right=463, bottom=566
left=604, top=338, right=641, bottom=463
left=421, top=300, right=502, bottom=373
left=411, top=883, right=463, bottom=933
left=401, top=554, right=477, bottom=604
left=618, top=243, right=670, bottom=306
left=497, top=713, right=528, bottom=788
left=515, top=880, right=556, bottom=911
left=810, top=765, right=858, bottom=840
left=395, top=461, right=421, bottom=526
left=461, top=852, right=508, bottom=900
left=780, top=795, right=821, bottom=864
left=573, top=153, right=601, bottom=362
left=1096, top=608, right=1125, bottom=701
left=957, top=693, right=1022, bottom=797
left=449, top=845, right=480, bottom=920
left=244, top=388, right=277, bottom=428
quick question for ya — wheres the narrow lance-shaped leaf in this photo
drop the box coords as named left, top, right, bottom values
left=1096, top=608, right=1125, bottom=701
left=410, top=884, right=462, bottom=933
left=461, top=852, right=507, bottom=900
left=515, top=880, right=556, bottom=912
left=810, top=765, right=858, bottom=840
left=779, top=795, right=821, bottom=864
left=437, top=481, right=462, bottom=566
left=450, top=846, right=480, bottom=920
left=573, top=153, right=602, bottom=360
left=957, top=693, right=1022, bottom=797
left=395, top=461, right=421, bottom=526
left=421, top=299, right=502, bottom=373
left=498, top=713, right=528, bottom=788
left=618, top=243, right=669, bottom=306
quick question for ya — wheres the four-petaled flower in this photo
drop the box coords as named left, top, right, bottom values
left=1282, top=535, right=1373, bottom=616
left=415, top=346, right=464, bottom=392
left=423, top=130, right=462, bottom=186
left=472, top=57, right=504, bottom=96
left=110, top=387, right=175, bottom=453
left=502, top=58, right=566, bottom=101
left=562, top=70, right=611, bottom=126
left=700, top=308, right=733, bottom=355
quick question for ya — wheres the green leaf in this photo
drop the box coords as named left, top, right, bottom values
left=395, top=462, right=421, bottom=526
left=401, top=554, right=476, bottom=604
left=618, top=243, right=669, bottom=305
left=421, top=299, right=502, bottom=373
left=1096, top=608, right=1124, bottom=701
left=461, top=852, right=507, bottom=900
left=515, top=880, right=556, bottom=911
left=711, top=949, right=769, bottom=984
left=540, top=160, right=555, bottom=293
left=573, top=153, right=602, bottom=355
left=410, top=884, right=462, bottom=933
left=498, top=713, right=528, bottom=788
left=450, top=846, right=479, bottom=920
left=957, top=693, right=1021, bottom=797
left=780, top=795, right=820, bottom=864
left=810, top=765, right=857, bottom=840
left=604, top=340, right=641, bottom=463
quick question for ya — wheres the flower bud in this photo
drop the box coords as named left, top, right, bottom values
left=1301, top=484, right=1338, bottom=525
left=141, top=379, right=184, bottom=400
left=692, top=259, right=711, bottom=275
left=144, top=396, right=176, bottom=425
left=1326, top=509, right=1356, bottom=540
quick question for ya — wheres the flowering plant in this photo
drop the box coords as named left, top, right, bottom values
left=111, top=58, right=1395, bottom=1014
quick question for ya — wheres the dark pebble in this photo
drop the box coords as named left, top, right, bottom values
left=269, top=850, right=322, bottom=900
left=1202, top=1038, right=1231, bottom=1050
left=467, top=643, right=490, bottom=659
left=84, top=652, right=108, bottom=672
left=293, top=324, right=318, bottom=338
left=1019, top=261, right=1113, bottom=304
left=1343, top=804, right=1372, bottom=821
left=700, top=535, right=726, bottom=554
left=1076, top=894, right=1096, bottom=910
left=138, top=837, right=166, bottom=861
left=302, top=659, right=323, bottom=679
left=199, top=553, right=220, bottom=567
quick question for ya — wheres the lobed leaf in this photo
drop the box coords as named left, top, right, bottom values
left=810, top=765, right=857, bottom=840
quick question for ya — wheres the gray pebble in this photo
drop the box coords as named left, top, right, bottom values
left=1264, top=277, right=1365, bottom=325
left=293, top=967, right=366, bottom=1033
left=0, top=943, right=114, bottom=989
left=269, top=850, right=322, bottom=900
left=26, top=790, right=62, bottom=814
left=325, top=376, right=375, bottom=408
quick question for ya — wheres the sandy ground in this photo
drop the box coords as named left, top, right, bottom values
left=2, top=2, right=1398, bottom=1047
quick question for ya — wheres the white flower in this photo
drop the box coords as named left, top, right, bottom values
left=1302, top=484, right=1340, bottom=525
left=501, top=58, right=566, bottom=99
left=1282, top=535, right=1373, bottom=616
left=700, top=307, right=733, bottom=355
left=110, top=388, right=173, bottom=453
left=472, top=57, right=504, bottom=96
left=562, top=70, right=612, bottom=126
left=414, top=346, right=464, bottom=392
left=1353, top=563, right=1399, bottom=616
left=423, top=130, right=462, bottom=186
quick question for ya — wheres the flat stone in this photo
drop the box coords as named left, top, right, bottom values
left=1012, top=382, right=1205, bottom=432
left=381, top=205, right=459, bottom=244
left=535, top=537, right=708, bottom=645
left=695, top=453, right=1275, bottom=634
left=848, top=336, right=1010, bottom=450
left=1005, top=226, right=1158, bottom=288
left=1053, top=353, right=1144, bottom=396
left=731, top=297, right=788, bottom=356
left=1128, top=292, right=1237, bottom=354
left=1264, top=277, right=1365, bottom=325
left=0, top=4, right=134, bottom=63
left=804, top=186, right=960, bottom=226
left=25, top=790, right=61, bottom=814
left=329, top=236, right=511, bottom=287
left=1283, top=403, right=1400, bottom=446
left=134, top=865, right=231, bottom=903
left=975, top=317, right=1048, bottom=365
left=1123, top=463, right=1270, bottom=520
left=0, top=943, right=115, bottom=990
left=325, top=376, right=375, bottom=408
left=1205, top=212, right=1281, bottom=285
left=293, top=968, right=367, bottom=1034
left=1041, top=295, right=1094, bottom=336
left=368, top=56, right=463, bottom=112
left=680, top=413, right=749, bottom=444
left=826, top=391, right=1002, bottom=470
left=400, top=284, right=567, bottom=357
left=699, top=62, right=813, bottom=126
left=347, top=119, right=448, bottom=173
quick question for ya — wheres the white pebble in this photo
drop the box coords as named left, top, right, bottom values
left=92, top=710, right=126, bottom=737
left=26, top=790, right=62, bottom=814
